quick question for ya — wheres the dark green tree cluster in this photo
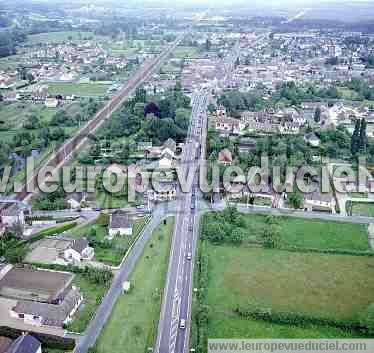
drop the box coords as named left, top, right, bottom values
left=351, top=118, right=367, bottom=156
left=100, top=86, right=191, bottom=145
left=201, top=207, right=245, bottom=245
left=217, top=90, right=268, bottom=116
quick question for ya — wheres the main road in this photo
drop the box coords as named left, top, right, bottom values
left=154, top=89, right=208, bottom=353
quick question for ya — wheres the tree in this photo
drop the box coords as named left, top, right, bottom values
left=135, top=87, right=146, bottom=103
left=359, top=118, right=367, bottom=152
left=314, top=107, right=321, bottom=123
left=262, top=223, right=280, bottom=249
left=288, top=191, right=304, bottom=209
left=363, top=303, right=374, bottom=335
left=351, top=119, right=361, bottom=156
left=231, top=227, right=244, bottom=245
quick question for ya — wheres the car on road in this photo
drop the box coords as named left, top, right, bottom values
left=136, top=205, right=146, bottom=209
left=179, top=319, right=186, bottom=329
left=186, top=252, right=192, bottom=260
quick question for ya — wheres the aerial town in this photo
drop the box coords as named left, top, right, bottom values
left=0, top=1, right=374, bottom=353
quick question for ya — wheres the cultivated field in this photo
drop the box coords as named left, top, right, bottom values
left=241, top=214, right=370, bottom=251
left=207, top=245, right=374, bottom=321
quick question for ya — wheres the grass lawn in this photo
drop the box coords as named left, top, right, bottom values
left=46, top=82, right=109, bottom=97
left=67, top=274, right=109, bottom=333
left=95, top=217, right=175, bottom=353
left=27, top=31, right=93, bottom=44
left=351, top=202, right=374, bottom=217
left=241, top=214, right=370, bottom=251
left=207, top=245, right=374, bottom=321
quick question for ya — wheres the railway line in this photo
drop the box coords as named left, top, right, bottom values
left=16, top=32, right=186, bottom=202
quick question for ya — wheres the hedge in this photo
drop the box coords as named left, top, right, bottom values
left=30, top=222, right=78, bottom=242
left=234, top=305, right=366, bottom=332
left=0, top=326, right=75, bottom=350
left=278, top=246, right=374, bottom=257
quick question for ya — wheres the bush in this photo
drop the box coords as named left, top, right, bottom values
left=362, top=303, right=374, bottom=335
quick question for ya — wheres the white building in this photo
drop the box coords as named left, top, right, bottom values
left=108, top=210, right=133, bottom=238
left=64, top=238, right=94, bottom=263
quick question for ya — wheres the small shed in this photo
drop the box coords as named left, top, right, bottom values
left=122, top=281, right=131, bottom=293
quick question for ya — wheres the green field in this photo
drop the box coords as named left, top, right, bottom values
left=241, top=214, right=370, bottom=251
left=0, top=102, right=58, bottom=141
left=95, top=217, right=174, bottom=353
left=173, top=46, right=200, bottom=58
left=351, top=202, right=374, bottom=217
left=46, top=82, right=109, bottom=97
left=207, top=245, right=374, bottom=321
left=27, top=31, right=94, bottom=45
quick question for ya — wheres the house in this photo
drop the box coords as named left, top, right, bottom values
left=0, top=204, right=25, bottom=227
left=10, top=287, right=83, bottom=328
left=63, top=238, right=94, bottom=263
left=147, top=181, right=177, bottom=202
left=215, top=117, right=245, bottom=135
left=32, top=85, right=48, bottom=102
left=278, top=122, right=300, bottom=135
left=6, top=334, right=41, bottom=353
left=44, top=97, right=59, bottom=108
left=304, top=132, right=321, bottom=147
left=237, top=138, right=257, bottom=154
left=304, top=190, right=336, bottom=213
left=3, top=91, right=19, bottom=102
left=108, top=210, right=133, bottom=238
left=66, top=192, right=86, bottom=210
left=218, top=149, right=233, bottom=165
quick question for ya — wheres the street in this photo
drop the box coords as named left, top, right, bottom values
left=155, top=89, right=208, bottom=353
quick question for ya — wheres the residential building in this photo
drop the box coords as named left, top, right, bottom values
left=6, top=334, right=41, bottom=353
left=218, top=149, right=233, bottom=165
left=147, top=181, right=177, bottom=201
left=10, top=287, right=83, bottom=328
left=63, top=238, right=94, bottom=263
left=304, top=132, right=321, bottom=147
left=304, top=190, right=336, bottom=213
left=108, top=210, right=133, bottom=238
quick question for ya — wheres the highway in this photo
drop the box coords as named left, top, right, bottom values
left=154, top=89, right=208, bottom=353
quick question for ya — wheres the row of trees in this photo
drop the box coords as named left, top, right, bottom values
left=351, top=118, right=367, bottom=155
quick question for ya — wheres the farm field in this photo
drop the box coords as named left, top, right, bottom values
left=46, top=82, right=110, bottom=97
left=173, top=46, right=200, bottom=58
left=241, top=214, right=370, bottom=251
left=207, top=245, right=374, bottom=321
left=94, top=217, right=174, bottom=353
left=193, top=211, right=374, bottom=351
left=27, top=31, right=94, bottom=44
